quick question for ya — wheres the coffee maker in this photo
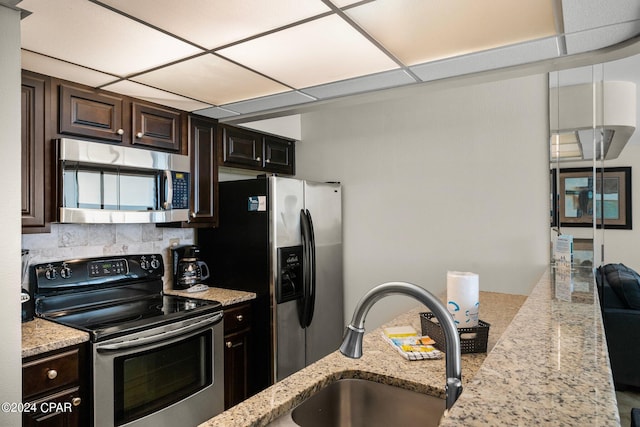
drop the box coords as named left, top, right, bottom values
left=171, top=244, right=210, bottom=292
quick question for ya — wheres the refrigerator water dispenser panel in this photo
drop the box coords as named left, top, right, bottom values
left=277, top=246, right=303, bottom=303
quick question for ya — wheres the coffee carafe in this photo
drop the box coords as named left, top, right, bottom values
left=171, top=245, right=210, bottom=291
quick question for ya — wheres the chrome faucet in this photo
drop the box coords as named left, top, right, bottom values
left=340, top=281, right=463, bottom=411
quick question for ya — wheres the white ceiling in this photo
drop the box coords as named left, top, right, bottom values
left=16, top=0, right=640, bottom=121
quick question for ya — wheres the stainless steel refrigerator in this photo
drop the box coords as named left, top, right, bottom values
left=197, top=175, right=343, bottom=394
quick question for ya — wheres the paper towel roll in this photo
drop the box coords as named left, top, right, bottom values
left=447, top=271, right=479, bottom=328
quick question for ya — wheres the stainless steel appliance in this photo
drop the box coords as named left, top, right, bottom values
left=58, top=138, right=190, bottom=224
left=198, top=175, right=343, bottom=392
left=31, top=254, right=224, bottom=427
left=171, top=244, right=210, bottom=292
left=21, top=249, right=34, bottom=322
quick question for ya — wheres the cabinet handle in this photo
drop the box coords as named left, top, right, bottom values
left=256, top=157, right=261, bottom=162
left=136, top=132, right=143, bottom=138
left=72, top=397, right=81, bottom=407
left=265, top=159, right=271, bottom=163
left=226, top=341, right=232, bottom=348
left=46, top=369, right=57, bottom=380
left=236, top=314, right=244, bottom=322
left=116, top=128, right=124, bottom=135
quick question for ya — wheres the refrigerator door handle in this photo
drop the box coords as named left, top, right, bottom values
left=299, top=209, right=316, bottom=328
left=305, top=209, right=316, bottom=328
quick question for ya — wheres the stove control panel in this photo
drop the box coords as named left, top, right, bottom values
left=89, top=258, right=129, bottom=277
left=31, top=254, right=165, bottom=296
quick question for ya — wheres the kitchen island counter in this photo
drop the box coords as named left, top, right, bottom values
left=201, top=289, right=527, bottom=427
left=202, top=269, right=619, bottom=426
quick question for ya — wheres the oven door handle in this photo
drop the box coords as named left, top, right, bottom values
left=95, top=312, right=223, bottom=352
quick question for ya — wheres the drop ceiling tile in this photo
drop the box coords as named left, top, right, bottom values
left=344, top=0, right=558, bottom=66
left=132, top=53, right=290, bottom=105
left=303, top=69, right=416, bottom=99
left=97, top=0, right=331, bottom=49
left=328, top=0, right=365, bottom=7
left=218, top=14, right=398, bottom=89
left=193, top=106, right=241, bottom=120
left=221, top=91, right=315, bottom=114
left=19, top=0, right=203, bottom=77
left=21, top=50, right=117, bottom=87
left=102, top=80, right=212, bottom=111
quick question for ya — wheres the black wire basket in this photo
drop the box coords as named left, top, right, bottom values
left=420, top=312, right=490, bottom=354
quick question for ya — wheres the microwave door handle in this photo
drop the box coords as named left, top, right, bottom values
left=95, top=312, right=223, bottom=352
left=163, top=170, right=173, bottom=210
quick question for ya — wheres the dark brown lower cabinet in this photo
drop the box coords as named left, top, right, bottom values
left=224, top=302, right=251, bottom=409
left=22, top=344, right=89, bottom=427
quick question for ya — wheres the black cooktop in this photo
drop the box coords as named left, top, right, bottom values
left=31, top=254, right=222, bottom=342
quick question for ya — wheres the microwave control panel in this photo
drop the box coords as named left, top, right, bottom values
left=170, top=171, right=190, bottom=209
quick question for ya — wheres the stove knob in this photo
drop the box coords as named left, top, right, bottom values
left=150, top=259, right=160, bottom=270
left=60, top=265, right=72, bottom=279
left=140, top=259, right=150, bottom=270
left=45, top=266, right=57, bottom=280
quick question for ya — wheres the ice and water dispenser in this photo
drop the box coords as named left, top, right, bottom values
left=276, top=246, right=303, bottom=303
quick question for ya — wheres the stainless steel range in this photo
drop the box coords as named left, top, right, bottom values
left=31, top=254, right=224, bottom=427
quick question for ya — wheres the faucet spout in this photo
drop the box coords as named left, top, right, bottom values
left=339, top=281, right=462, bottom=411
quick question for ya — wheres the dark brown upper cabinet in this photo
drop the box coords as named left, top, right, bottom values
left=263, top=136, right=295, bottom=175
left=131, top=101, right=183, bottom=152
left=59, top=83, right=124, bottom=143
left=57, top=80, right=186, bottom=154
left=220, top=125, right=295, bottom=175
left=22, top=71, right=54, bottom=234
left=188, top=115, right=219, bottom=227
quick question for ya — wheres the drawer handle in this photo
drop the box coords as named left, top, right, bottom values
left=72, top=397, right=81, bottom=407
left=226, top=341, right=232, bottom=348
left=46, top=369, right=57, bottom=380
left=236, top=314, right=244, bottom=322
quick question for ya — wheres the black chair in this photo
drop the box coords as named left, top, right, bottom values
left=596, top=264, right=640, bottom=390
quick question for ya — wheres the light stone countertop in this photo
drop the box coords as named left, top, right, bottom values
left=201, top=290, right=528, bottom=427
left=202, top=268, right=619, bottom=427
left=165, top=286, right=256, bottom=306
left=22, top=287, right=256, bottom=359
left=439, top=268, right=619, bottom=426
left=21, top=318, right=90, bottom=359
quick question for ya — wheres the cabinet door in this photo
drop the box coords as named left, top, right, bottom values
left=221, top=126, right=263, bottom=169
left=59, top=83, right=124, bottom=142
left=22, top=387, right=82, bottom=427
left=264, top=136, right=295, bottom=175
left=22, top=72, right=53, bottom=232
left=188, top=116, right=218, bottom=226
left=132, top=102, right=183, bottom=152
left=224, top=329, right=249, bottom=409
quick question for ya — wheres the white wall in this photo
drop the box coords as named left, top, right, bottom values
left=0, top=4, right=24, bottom=426
left=297, top=74, right=550, bottom=329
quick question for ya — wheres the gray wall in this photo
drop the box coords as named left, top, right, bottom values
left=296, top=74, right=550, bottom=329
left=0, top=4, right=24, bottom=426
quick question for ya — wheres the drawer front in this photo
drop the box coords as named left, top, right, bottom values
left=23, top=348, right=80, bottom=400
left=224, top=303, right=251, bottom=334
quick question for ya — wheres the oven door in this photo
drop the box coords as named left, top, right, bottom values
left=93, top=313, right=224, bottom=427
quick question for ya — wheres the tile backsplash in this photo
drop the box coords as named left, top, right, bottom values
left=22, top=223, right=194, bottom=290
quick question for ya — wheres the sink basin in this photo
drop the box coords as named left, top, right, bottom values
left=286, top=378, right=446, bottom=427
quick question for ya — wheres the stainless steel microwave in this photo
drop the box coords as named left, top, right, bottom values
left=58, top=138, right=190, bottom=224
